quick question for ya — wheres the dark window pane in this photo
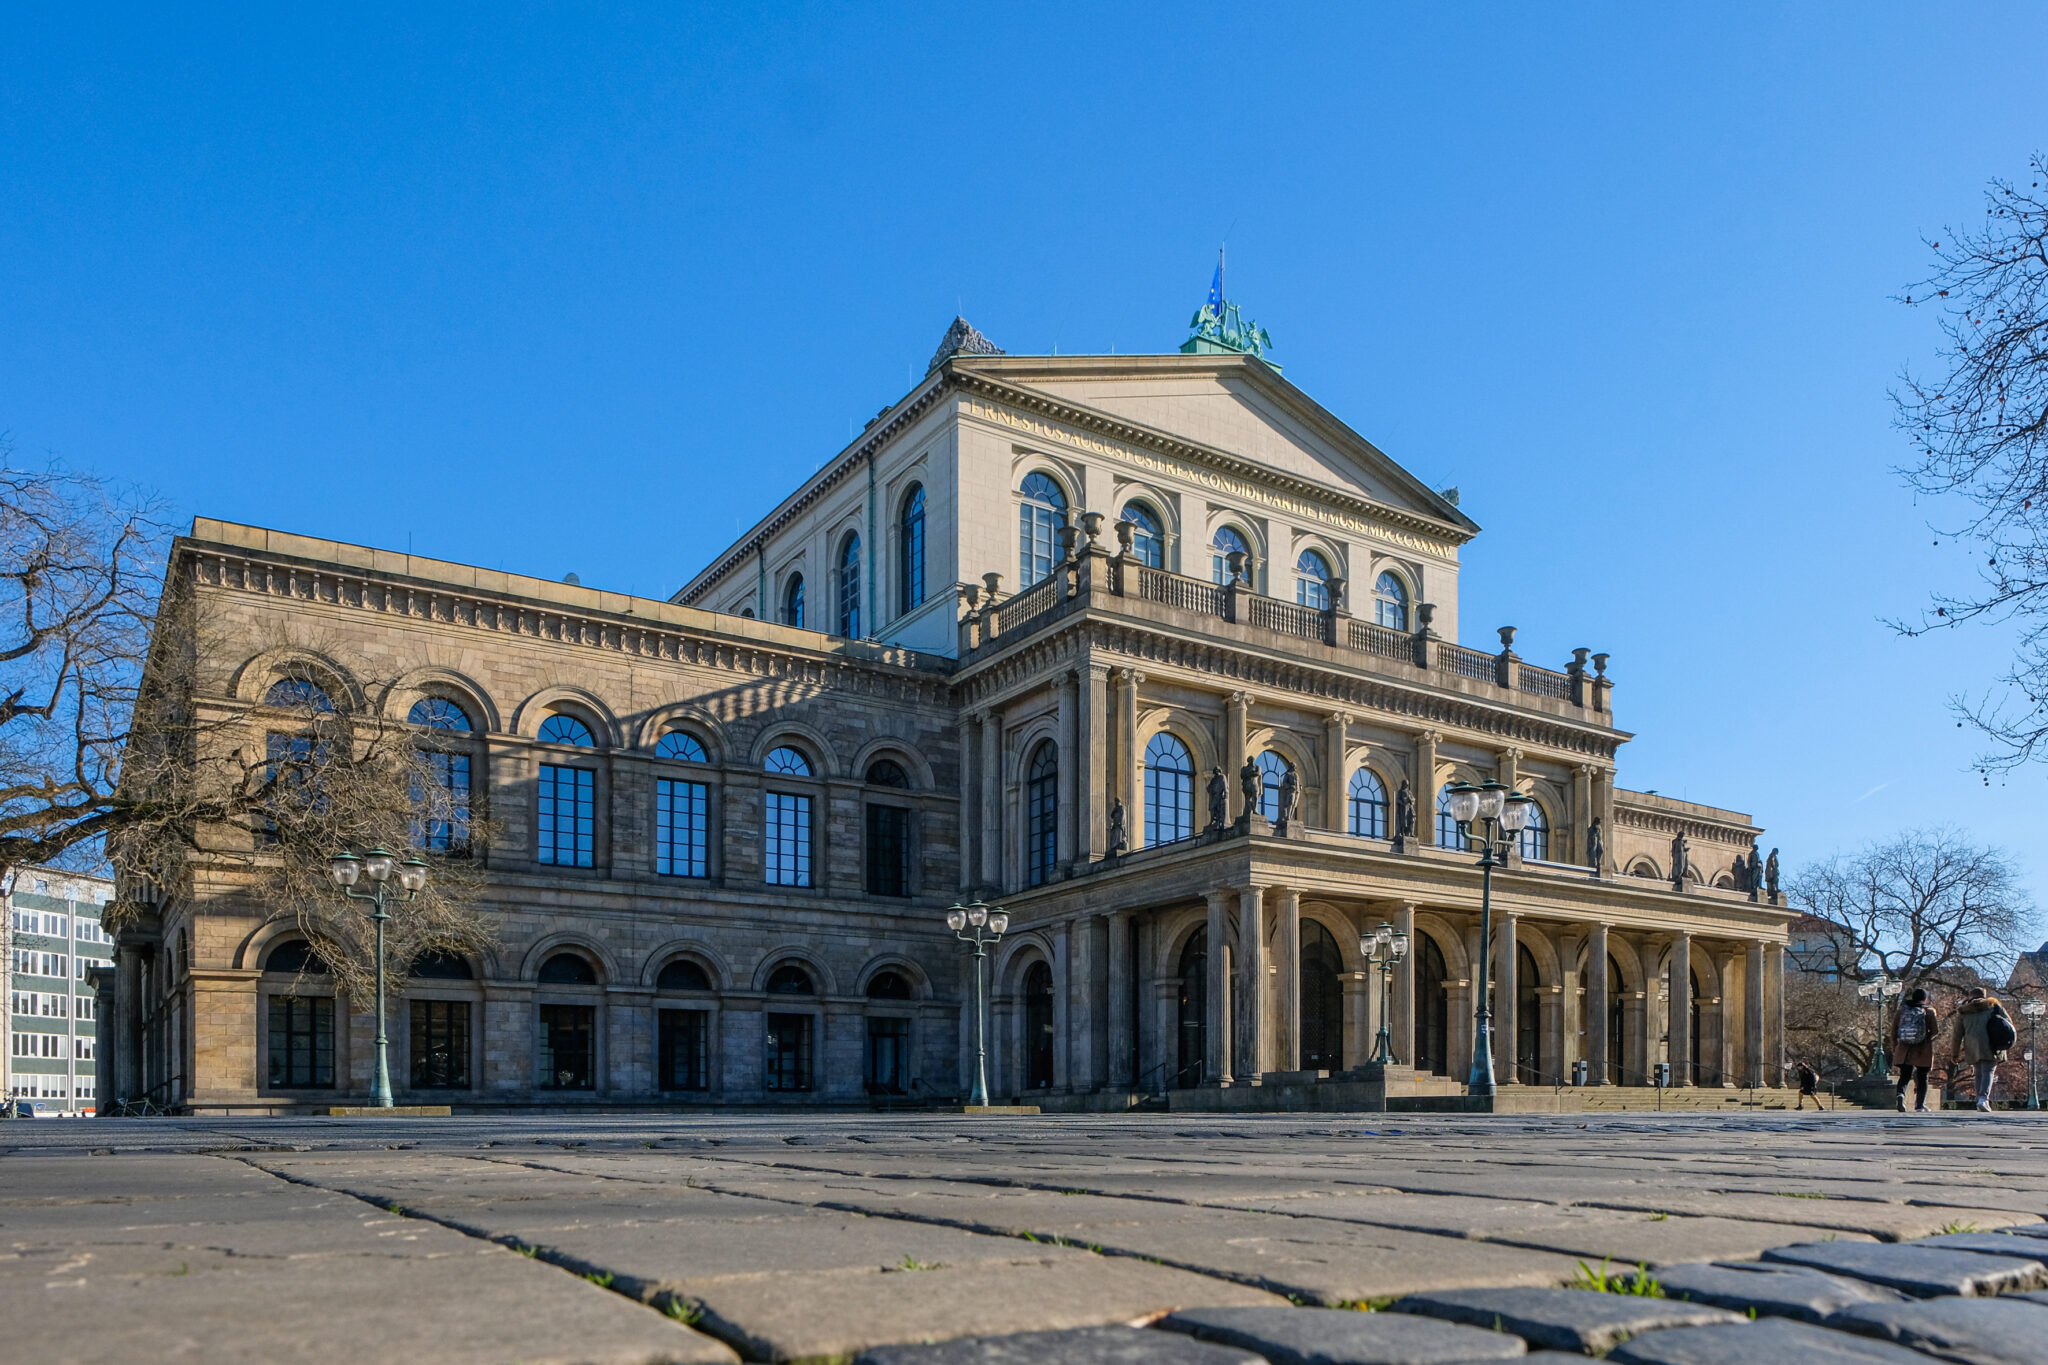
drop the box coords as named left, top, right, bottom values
left=765, top=964, right=814, bottom=994
left=538, top=952, right=597, bottom=985
left=765, top=1012, right=814, bottom=1091
left=1143, top=733, right=1194, bottom=846
left=1256, top=750, right=1291, bottom=823
left=865, top=758, right=910, bottom=787
left=1026, top=742, right=1058, bottom=886
left=865, top=971, right=912, bottom=1000
left=409, top=998, right=470, bottom=1089
left=538, top=1004, right=594, bottom=1088
left=782, top=572, right=805, bottom=628
left=537, top=764, right=595, bottom=866
left=866, top=1015, right=910, bottom=1093
left=658, top=1008, right=710, bottom=1090
left=656, top=958, right=711, bottom=991
left=1348, top=769, right=1388, bottom=839
left=408, top=697, right=471, bottom=731
left=838, top=534, right=861, bottom=638
left=410, top=950, right=472, bottom=979
left=764, top=792, right=812, bottom=886
left=411, top=749, right=471, bottom=852
left=864, top=803, right=912, bottom=897
left=264, top=939, right=329, bottom=975
left=266, top=995, right=334, bottom=1088
left=265, top=678, right=334, bottom=712
left=899, top=485, right=926, bottom=613
left=656, top=778, right=709, bottom=877
left=1018, top=473, right=1068, bottom=588
left=1121, top=502, right=1164, bottom=568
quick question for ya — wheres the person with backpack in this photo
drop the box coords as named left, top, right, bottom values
left=1952, top=986, right=2016, bottom=1112
left=1794, top=1061, right=1822, bottom=1110
left=1892, top=987, right=1937, bottom=1112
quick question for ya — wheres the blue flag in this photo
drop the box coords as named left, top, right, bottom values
left=1206, top=251, right=1224, bottom=313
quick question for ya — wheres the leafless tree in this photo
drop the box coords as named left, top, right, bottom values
left=1893, top=154, right=2048, bottom=768
left=1784, top=974, right=1876, bottom=1081
left=1785, top=828, right=2035, bottom=990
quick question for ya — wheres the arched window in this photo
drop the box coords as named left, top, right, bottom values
left=1295, top=550, right=1333, bottom=610
left=265, top=678, right=334, bottom=712
left=1121, top=502, right=1164, bottom=569
left=1436, top=783, right=1472, bottom=851
left=1374, top=572, right=1410, bottom=631
left=865, top=758, right=910, bottom=787
left=1518, top=800, right=1551, bottom=862
left=1018, top=472, right=1068, bottom=588
left=537, top=952, right=597, bottom=985
left=899, top=484, right=926, bottom=613
left=782, top=573, right=805, bottom=629
left=1026, top=742, right=1058, bottom=887
left=411, top=950, right=472, bottom=979
left=1299, top=920, right=1345, bottom=1070
left=1210, top=526, right=1251, bottom=585
left=838, top=534, right=862, bottom=638
left=538, top=713, right=594, bottom=747
left=765, top=963, right=815, bottom=995
left=1176, top=928, right=1207, bottom=1088
left=657, top=731, right=708, bottom=763
left=1143, top=733, right=1195, bottom=847
left=765, top=746, right=811, bottom=776
left=1023, top=960, right=1055, bottom=1089
left=1348, top=768, right=1388, bottom=839
left=657, top=958, right=711, bottom=992
left=866, top=970, right=913, bottom=1000
left=263, top=939, right=329, bottom=975
left=409, top=698, right=471, bottom=731
left=1256, top=750, right=1292, bottom=823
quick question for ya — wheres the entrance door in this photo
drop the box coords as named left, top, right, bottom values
left=1689, top=968, right=1703, bottom=1085
left=1176, top=929, right=1206, bottom=1087
left=1023, top=961, right=1055, bottom=1090
left=1416, top=934, right=1449, bottom=1075
left=1607, top=956, right=1625, bottom=1082
left=1516, top=944, right=1541, bottom=1085
left=1298, top=921, right=1344, bottom=1070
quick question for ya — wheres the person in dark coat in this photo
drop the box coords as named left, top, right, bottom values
left=1891, top=986, right=1937, bottom=1113
left=1953, top=987, right=2012, bottom=1112
left=1794, top=1062, right=1821, bottom=1110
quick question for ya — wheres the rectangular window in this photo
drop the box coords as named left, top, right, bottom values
left=412, top=751, right=472, bottom=853
left=764, top=1012, right=814, bottom=1091
left=41, top=993, right=66, bottom=1018
left=538, top=1004, right=594, bottom=1089
left=764, top=792, right=812, bottom=887
left=75, top=996, right=94, bottom=1021
left=75, top=1038, right=94, bottom=1061
left=655, top=779, right=709, bottom=878
left=864, top=804, right=912, bottom=897
left=536, top=764, right=595, bottom=867
left=657, top=1008, right=710, bottom=1091
left=267, top=996, right=335, bottom=1088
left=42, top=952, right=64, bottom=978
left=409, top=999, right=470, bottom=1089
left=44, top=914, right=67, bottom=937
left=866, top=1016, right=910, bottom=1094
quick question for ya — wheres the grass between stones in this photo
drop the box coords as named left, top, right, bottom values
left=1567, top=1257, right=1666, bottom=1297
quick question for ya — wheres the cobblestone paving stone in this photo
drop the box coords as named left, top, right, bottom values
left=3, top=1110, right=2046, bottom=1362
left=1604, top=1318, right=1929, bottom=1363
left=1158, top=1305, right=1529, bottom=1363
left=850, top=1325, right=1264, bottom=1364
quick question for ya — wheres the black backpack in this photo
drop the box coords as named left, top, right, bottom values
left=1987, top=1006, right=2017, bottom=1053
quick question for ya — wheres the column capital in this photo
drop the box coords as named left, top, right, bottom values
left=1575, top=762, right=1596, bottom=777
left=1415, top=728, right=1443, bottom=747
left=1227, top=689, right=1250, bottom=707
left=1324, top=710, right=1351, bottom=728
left=1499, top=745, right=1523, bottom=764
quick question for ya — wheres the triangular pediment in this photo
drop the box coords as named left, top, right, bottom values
left=953, top=354, right=1474, bottom=535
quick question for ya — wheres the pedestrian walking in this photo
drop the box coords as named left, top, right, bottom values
left=1794, top=1062, right=1822, bottom=1110
left=1892, top=987, right=1937, bottom=1112
left=1952, top=987, right=2015, bottom=1112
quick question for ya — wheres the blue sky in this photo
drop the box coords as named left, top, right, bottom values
left=4, top=6, right=2046, bottom=912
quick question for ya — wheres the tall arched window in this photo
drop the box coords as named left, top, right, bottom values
left=409, top=698, right=474, bottom=855
left=1121, top=502, right=1164, bottom=568
left=1210, top=526, right=1251, bottom=584
left=1018, top=472, right=1068, bottom=588
left=899, top=484, right=926, bottom=613
left=1256, top=750, right=1292, bottom=822
left=1518, top=800, right=1550, bottom=862
left=782, top=573, right=805, bottom=629
left=763, top=747, right=814, bottom=887
left=1143, top=733, right=1195, bottom=847
left=1436, top=783, right=1471, bottom=850
left=1374, top=572, right=1410, bottom=631
left=837, top=534, right=861, bottom=638
left=1348, top=768, right=1388, bottom=839
left=1025, top=742, right=1058, bottom=887
left=1295, top=550, right=1333, bottom=609
left=536, top=714, right=596, bottom=867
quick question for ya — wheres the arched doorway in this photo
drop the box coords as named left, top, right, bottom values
left=1023, top=961, right=1055, bottom=1090
left=1299, top=921, right=1345, bottom=1071
left=1607, top=955, right=1625, bottom=1083
left=1416, top=933, right=1449, bottom=1076
left=1516, top=943, right=1541, bottom=1085
left=1689, top=967, right=1704, bottom=1086
left=1176, top=929, right=1206, bottom=1087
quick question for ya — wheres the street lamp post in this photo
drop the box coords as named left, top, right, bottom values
left=1856, top=975, right=1902, bottom=1078
left=1362, top=920, right=1409, bottom=1065
left=947, top=897, right=1010, bottom=1107
left=326, top=847, right=430, bottom=1109
left=1445, top=780, right=1534, bottom=1099
left=2022, top=998, right=2046, bottom=1111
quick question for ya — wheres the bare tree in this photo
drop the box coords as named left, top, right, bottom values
left=1785, top=828, right=2035, bottom=989
left=1785, top=974, right=1876, bottom=1081
left=1893, top=153, right=2048, bottom=768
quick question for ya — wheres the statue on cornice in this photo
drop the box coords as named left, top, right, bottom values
left=1670, top=831, right=1690, bottom=892
left=1731, top=849, right=1751, bottom=894
left=1585, top=816, right=1604, bottom=876
left=1240, top=757, right=1264, bottom=817
left=1275, top=768, right=1299, bottom=836
left=1206, top=767, right=1229, bottom=832
left=1747, top=841, right=1764, bottom=902
left=1107, top=799, right=1129, bottom=857
left=1765, top=847, right=1781, bottom=904
left=1394, top=780, right=1416, bottom=850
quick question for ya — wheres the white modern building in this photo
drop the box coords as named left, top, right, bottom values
left=5, top=866, right=115, bottom=1114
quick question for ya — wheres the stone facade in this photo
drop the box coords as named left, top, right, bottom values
left=105, top=335, right=1793, bottom=1113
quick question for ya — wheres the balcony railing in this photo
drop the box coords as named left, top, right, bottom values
left=962, top=547, right=1612, bottom=715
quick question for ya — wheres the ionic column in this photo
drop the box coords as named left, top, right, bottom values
left=1116, top=670, right=1142, bottom=847
left=1079, top=663, right=1110, bottom=860
left=958, top=712, right=980, bottom=888
left=1323, top=713, right=1349, bottom=830
left=1106, top=910, right=1134, bottom=1088
left=1494, top=912, right=1519, bottom=1083
left=978, top=708, right=1002, bottom=888
left=1585, top=923, right=1610, bottom=1085
left=1392, top=903, right=1416, bottom=1065
left=1273, top=888, right=1301, bottom=1070
left=1668, top=932, right=1692, bottom=1086
left=1745, top=940, right=1766, bottom=1088
left=1204, top=889, right=1233, bottom=1085
left=1225, top=692, right=1250, bottom=821
left=1237, top=884, right=1268, bottom=1077
left=1414, top=731, right=1440, bottom=844
left=1764, top=942, right=1786, bottom=1086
